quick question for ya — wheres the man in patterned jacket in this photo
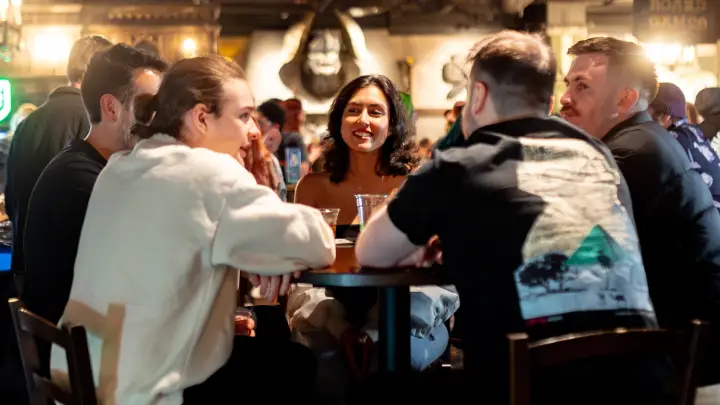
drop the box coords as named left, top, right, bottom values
left=649, top=82, right=720, bottom=210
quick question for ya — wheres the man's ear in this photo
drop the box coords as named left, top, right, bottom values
left=99, top=94, right=120, bottom=122
left=618, top=88, right=640, bottom=114
left=470, top=81, right=489, bottom=116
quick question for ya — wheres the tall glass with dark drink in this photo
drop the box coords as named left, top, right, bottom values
left=319, top=208, right=341, bottom=236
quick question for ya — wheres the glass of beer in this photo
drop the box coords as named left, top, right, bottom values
left=234, top=307, right=254, bottom=336
left=319, top=208, right=341, bottom=236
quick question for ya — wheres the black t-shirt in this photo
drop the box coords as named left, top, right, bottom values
left=387, top=117, right=663, bottom=398
left=22, top=139, right=106, bottom=325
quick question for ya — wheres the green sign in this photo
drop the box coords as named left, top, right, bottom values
left=0, top=79, right=11, bottom=122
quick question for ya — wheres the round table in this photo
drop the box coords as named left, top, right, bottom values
left=297, top=245, right=449, bottom=374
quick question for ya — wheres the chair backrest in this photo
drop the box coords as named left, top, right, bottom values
left=508, top=320, right=708, bottom=405
left=8, top=298, right=97, bottom=405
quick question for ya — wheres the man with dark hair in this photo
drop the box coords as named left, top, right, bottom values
left=0, top=34, right=112, bottom=403
left=562, top=37, right=720, bottom=385
left=24, top=43, right=167, bottom=324
left=257, top=100, right=286, bottom=154
left=259, top=99, right=311, bottom=183
left=3, top=44, right=167, bottom=405
left=355, top=31, right=662, bottom=403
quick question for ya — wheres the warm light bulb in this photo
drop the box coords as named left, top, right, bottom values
left=181, top=38, right=197, bottom=58
left=642, top=42, right=696, bottom=67
left=32, top=30, right=73, bottom=66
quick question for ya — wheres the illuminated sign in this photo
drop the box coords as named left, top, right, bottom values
left=0, top=79, right=10, bottom=122
left=634, top=0, right=718, bottom=44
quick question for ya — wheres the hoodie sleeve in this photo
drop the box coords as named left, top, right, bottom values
left=211, top=174, right=336, bottom=275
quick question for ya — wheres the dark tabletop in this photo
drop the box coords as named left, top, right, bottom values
left=297, top=245, right=449, bottom=287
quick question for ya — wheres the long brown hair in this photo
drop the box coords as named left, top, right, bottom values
left=132, top=55, right=246, bottom=140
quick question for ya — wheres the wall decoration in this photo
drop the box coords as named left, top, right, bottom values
left=397, top=57, right=412, bottom=93
left=279, top=10, right=368, bottom=102
left=441, top=54, right=467, bottom=100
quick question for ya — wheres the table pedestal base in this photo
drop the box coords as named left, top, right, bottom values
left=378, top=286, right=410, bottom=373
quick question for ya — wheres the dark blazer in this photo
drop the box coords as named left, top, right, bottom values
left=604, top=111, right=720, bottom=384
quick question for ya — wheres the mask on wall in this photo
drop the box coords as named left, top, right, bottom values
left=280, top=11, right=368, bottom=102
left=301, top=30, right=344, bottom=99
left=442, top=54, right=468, bottom=100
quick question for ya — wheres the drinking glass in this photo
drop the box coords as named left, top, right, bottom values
left=319, top=208, right=341, bottom=236
left=234, top=307, right=254, bottom=336
left=354, top=194, right=389, bottom=229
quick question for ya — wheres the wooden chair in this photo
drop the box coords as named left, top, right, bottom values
left=508, top=320, right=708, bottom=405
left=8, top=298, right=97, bottom=405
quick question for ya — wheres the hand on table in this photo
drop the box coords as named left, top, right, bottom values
left=247, top=271, right=302, bottom=301
left=400, top=236, right=443, bottom=267
left=417, top=236, right=442, bottom=267
left=340, top=328, right=375, bottom=378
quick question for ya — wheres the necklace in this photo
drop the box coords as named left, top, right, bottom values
left=345, top=174, right=387, bottom=193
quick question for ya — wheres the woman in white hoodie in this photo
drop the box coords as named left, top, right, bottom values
left=51, top=55, right=336, bottom=405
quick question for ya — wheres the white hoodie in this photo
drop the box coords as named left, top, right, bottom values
left=50, top=134, right=335, bottom=405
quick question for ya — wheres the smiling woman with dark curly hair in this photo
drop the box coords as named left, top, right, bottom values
left=289, top=76, right=450, bottom=403
left=294, top=74, right=419, bottom=224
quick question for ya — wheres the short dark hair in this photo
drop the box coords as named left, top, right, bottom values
left=134, top=40, right=160, bottom=56
left=67, top=35, right=113, bottom=84
left=257, top=101, right=286, bottom=129
left=81, top=44, right=168, bottom=124
left=324, top=74, right=419, bottom=183
left=568, top=37, right=658, bottom=102
left=468, top=30, right=556, bottom=116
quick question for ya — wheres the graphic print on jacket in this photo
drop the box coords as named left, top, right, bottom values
left=513, top=137, right=655, bottom=322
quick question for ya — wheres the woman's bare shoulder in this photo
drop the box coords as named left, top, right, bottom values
left=294, top=172, right=332, bottom=204
left=298, top=172, right=332, bottom=188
